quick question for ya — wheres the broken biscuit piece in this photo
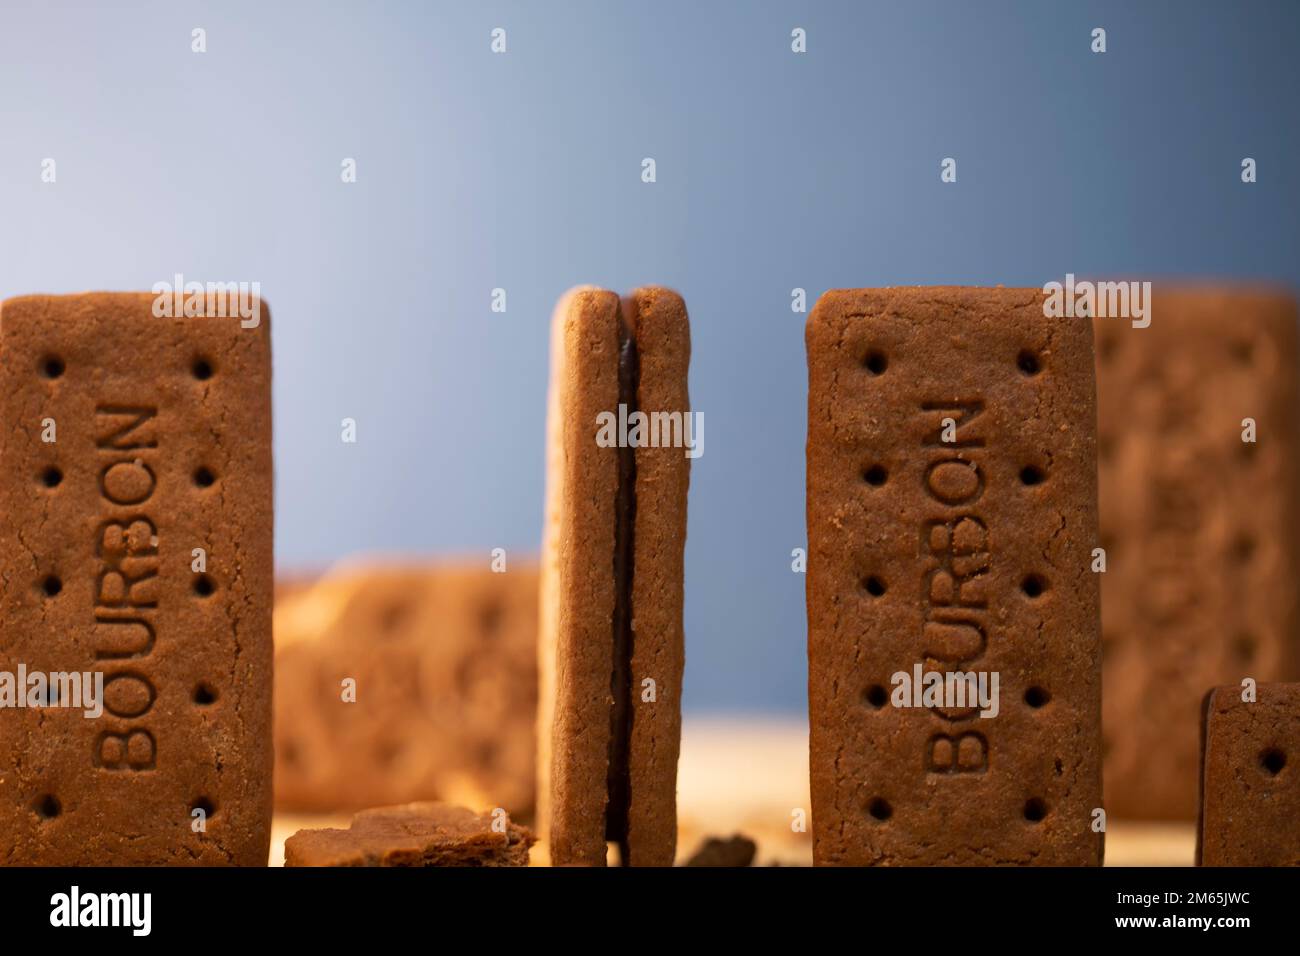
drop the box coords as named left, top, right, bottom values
left=284, top=802, right=535, bottom=867
left=682, top=834, right=758, bottom=867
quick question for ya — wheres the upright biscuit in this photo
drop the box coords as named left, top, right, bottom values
left=807, top=287, right=1102, bottom=866
left=539, top=286, right=690, bottom=867
left=623, top=288, right=690, bottom=866
left=1096, top=289, right=1300, bottom=821
left=273, top=560, right=538, bottom=816
left=539, top=288, right=622, bottom=866
left=0, top=292, right=273, bottom=865
left=1198, top=683, right=1300, bottom=866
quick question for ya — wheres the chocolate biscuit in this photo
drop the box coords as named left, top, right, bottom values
left=1096, top=289, right=1300, bottom=821
left=284, top=802, right=535, bottom=867
left=273, top=560, right=538, bottom=816
left=0, top=292, right=273, bottom=865
left=806, top=287, right=1103, bottom=866
left=1198, top=683, right=1300, bottom=866
left=539, top=286, right=690, bottom=867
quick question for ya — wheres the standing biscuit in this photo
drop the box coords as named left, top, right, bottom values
left=1096, top=289, right=1300, bottom=820
left=539, top=286, right=690, bottom=867
left=623, top=288, right=690, bottom=866
left=806, top=286, right=1102, bottom=866
left=539, top=288, right=622, bottom=866
left=0, top=292, right=273, bottom=865
left=1198, top=683, right=1300, bottom=866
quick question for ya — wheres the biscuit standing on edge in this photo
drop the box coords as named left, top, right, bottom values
left=0, top=292, right=273, bottom=865
left=1096, top=289, right=1300, bottom=821
left=284, top=802, right=535, bottom=867
left=1198, top=683, right=1300, bottom=866
left=806, top=287, right=1102, bottom=866
left=539, top=286, right=690, bottom=867
left=273, top=560, right=538, bottom=817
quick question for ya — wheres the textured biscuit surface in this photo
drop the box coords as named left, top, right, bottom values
left=273, top=561, right=538, bottom=817
left=284, top=802, right=534, bottom=867
left=1199, top=683, right=1300, bottom=866
left=539, top=289, right=622, bottom=865
left=806, top=287, right=1102, bottom=866
left=0, top=292, right=273, bottom=865
left=1097, top=289, right=1300, bottom=821
left=624, top=287, right=690, bottom=866
left=539, top=287, right=689, bottom=867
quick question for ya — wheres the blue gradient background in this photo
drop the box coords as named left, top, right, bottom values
left=2, top=1, right=1297, bottom=713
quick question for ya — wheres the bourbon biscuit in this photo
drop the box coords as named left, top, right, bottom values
left=539, top=286, right=690, bottom=867
left=1096, top=288, right=1300, bottom=820
left=1198, top=683, right=1300, bottom=866
left=273, top=559, right=538, bottom=817
left=806, top=286, right=1102, bottom=866
left=0, top=292, right=273, bottom=865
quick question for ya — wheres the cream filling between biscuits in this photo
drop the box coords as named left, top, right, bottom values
left=605, top=301, right=638, bottom=865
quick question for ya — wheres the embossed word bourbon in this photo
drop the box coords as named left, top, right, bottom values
left=807, top=287, right=1102, bottom=866
left=92, top=406, right=161, bottom=771
left=0, top=292, right=273, bottom=865
left=918, top=400, right=992, bottom=766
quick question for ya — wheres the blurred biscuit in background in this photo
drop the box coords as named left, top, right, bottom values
left=273, top=558, right=538, bottom=819
left=274, top=568, right=324, bottom=605
left=1097, top=287, right=1300, bottom=821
